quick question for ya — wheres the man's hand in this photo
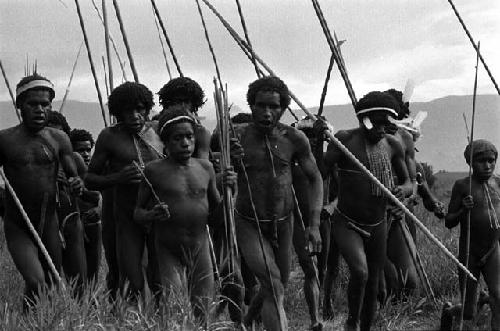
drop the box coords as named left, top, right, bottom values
left=433, top=201, right=446, bottom=219
left=222, top=167, right=238, bottom=192
left=313, top=116, right=334, bottom=141
left=82, top=208, right=100, bottom=224
left=305, top=225, right=322, bottom=254
left=321, top=200, right=336, bottom=219
left=462, top=195, right=474, bottom=210
left=150, top=203, right=170, bottom=222
left=392, top=186, right=406, bottom=201
left=230, top=137, right=244, bottom=161
left=118, top=164, right=142, bottom=184
left=68, top=177, right=84, bottom=196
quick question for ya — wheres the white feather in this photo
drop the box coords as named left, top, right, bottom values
left=402, top=79, right=416, bottom=103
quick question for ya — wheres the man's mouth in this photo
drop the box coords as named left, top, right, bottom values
left=258, top=119, right=272, bottom=127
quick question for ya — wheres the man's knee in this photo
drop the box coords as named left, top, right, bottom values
left=350, top=265, right=369, bottom=285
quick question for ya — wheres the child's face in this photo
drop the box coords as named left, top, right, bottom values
left=166, top=122, right=195, bottom=161
left=120, top=102, right=147, bottom=133
left=472, top=151, right=497, bottom=180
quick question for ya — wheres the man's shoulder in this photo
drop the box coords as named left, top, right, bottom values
left=453, top=177, right=469, bottom=191
left=0, top=126, right=19, bottom=141
left=335, top=128, right=357, bottom=142
left=193, top=157, right=213, bottom=172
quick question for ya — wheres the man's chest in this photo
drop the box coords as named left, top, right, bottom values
left=4, top=137, right=57, bottom=167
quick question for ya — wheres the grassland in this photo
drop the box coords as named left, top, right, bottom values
left=0, top=171, right=494, bottom=330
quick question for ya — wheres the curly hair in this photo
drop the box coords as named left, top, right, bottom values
left=384, top=89, right=410, bottom=120
left=157, top=106, right=195, bottom=141
left=15, top=73, right=55, bottom=108
left=47, top=111, right=71, bottom=135
left=70, top=128, right=94, bottom=147
left=158, top=77, right=205, bottom=110
left=231, top=112, right=253, bottom=124
left=246, top=76, right=291, bottom=109
left=108, top=82, right=154, bottom=117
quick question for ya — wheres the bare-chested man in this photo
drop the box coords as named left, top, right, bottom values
left=440, top=140, right=500, bottom=331
left=70, top=129, right=102, bottom=282
left=231, top=76, right=323, bottom=331
left=0, top=73, right=83, bottom=308
left=324, top=91, right=412, bottom=331
left=86, top=82, right=163, bottom=299
left=134, top=109, right=236, bottom=323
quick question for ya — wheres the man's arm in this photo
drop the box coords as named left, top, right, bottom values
left=194, top=126, right=211, bottom=160
left=403, top=133, right=417, bottom=196
left=445, top=180, right=467, bottom=229
left=54, top=130, right=83, bottom=194
left=294, top=130, right=323, bottom=252
left=134, top=167, right=169, bottom=223
left=389, top=137, right=413, bottom=199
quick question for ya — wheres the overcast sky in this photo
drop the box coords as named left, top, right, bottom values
left=1, top=0, right=499, bottom=114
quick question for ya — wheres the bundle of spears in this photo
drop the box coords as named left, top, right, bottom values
left=213, top=79, right=238, bottom=273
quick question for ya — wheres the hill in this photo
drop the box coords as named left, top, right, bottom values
left=1, top=94, right=499, bottom=171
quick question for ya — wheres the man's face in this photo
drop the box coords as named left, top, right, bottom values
left=120, top=102, right=147, bottom=133
left=472, top=151, right=496, bottom=180
left=362, top=111, right=391, bottom=143
left=250, top=91, right=283, bottom=133
left=20, top=90, right=52, bottom=132
left=165, top=122, right=195, bottom=162
left=73, top=140, right=93, bottom=165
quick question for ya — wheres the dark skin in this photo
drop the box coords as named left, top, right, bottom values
left=0, top=89, right=83, bottom=307
left=134, top=122, right=236, bottom=321
left=443, top=152, right=500, bottom=330
left=86, top=103, right=163, bottom=297
left=232, top=91, right=323, bottom=331
left=324, top=111, right=412, bottom=331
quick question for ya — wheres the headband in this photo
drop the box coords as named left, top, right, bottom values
left=356, top=107, right=398, bottom=117
left=16, top=79, right=54, bottom=97
left=159, top=115, right=194, bottom=136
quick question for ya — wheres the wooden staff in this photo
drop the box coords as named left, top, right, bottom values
left=447, top=0, right=499, bottom=95
left=195, top=0, right=223, bottom=88
left=102, top=56, right=110, bottom=97
left=317, top=53, right=335, bottom=116
left=91, top=0, right=127, bottom=82
left=0, top=59, right=21, bottom=122
left=0, top=168, right=64, bottom=288
left=234, top=0, right=261, bottom=78
left=74, top=0, right=109, bottom=128
left=202, top=0, right=477, bottom=280
left=60, top=42, right=84, bottom=114
left=112, top=0, right=139, bottom=83
left=102, top=0, right=114, bottom=91
left=150, top=0, right=183, bottom=77
left=458, top=40, right=481, bottom=331
left=152, top=6, right=172, bottom=80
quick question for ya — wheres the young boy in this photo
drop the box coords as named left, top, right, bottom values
left=441, top=139, right=500, bottom=330
left=134, top=109, right=236, bottom=321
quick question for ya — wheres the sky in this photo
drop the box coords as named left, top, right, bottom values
left=1, top=0, right=499, bottom=115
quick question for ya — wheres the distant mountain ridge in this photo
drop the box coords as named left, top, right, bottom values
left=1, top=95, right=499, bottom=171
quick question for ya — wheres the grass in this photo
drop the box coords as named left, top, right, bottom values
left=0, top=173, right=495, bottom=330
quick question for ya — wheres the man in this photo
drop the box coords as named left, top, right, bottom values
left=70, top=129, right=102, bottom=282
left=232, top=76, right=323, bottom=331
left=324, top=91, right=412, bottom=331
left=158, top=77, right=211, bottom=159
left=85, top=82, right=163, bottom=299
left=0, top=73, right=82, bottom=308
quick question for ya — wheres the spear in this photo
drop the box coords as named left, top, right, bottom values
left=102, top=56, right=110, bottom=97
left=59, top=42, right=84, bottom=114
left=150, top=0, right=183, bottom=77
left=458, top=40, right=481, bottom=331
left=152, top=5, right=172, bottom=80
left=74, top=0, right=108, bottom=127
left=447, top=0, right=499, bottom=95
left=317, top=53, right=335, bottom=117
left=234, top=0, right=261, bottom=78
left=112, top=0, right=139, bottom=82
left=102, top=0, right=114, bottom=91
left=0, top=59, right=21, bottom=122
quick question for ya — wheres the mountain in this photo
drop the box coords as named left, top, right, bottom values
left=1, top=95, right=499, bottom=171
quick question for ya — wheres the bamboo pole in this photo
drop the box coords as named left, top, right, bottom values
left=447, top=0, right=499, bottom=95
left=112, top=0, right=139, bottom=83
left=0, top=59, right=21, bottom=122
left=317, top=53, right=335, bottom=116
left=150, top=0, right=183, bottom=77
left=102, top=0, right=114, bottom=91
left=0, top=168, right=64, bottom=288
left=102, top=56, right=110, bottom=97
left=234, top=0, right=261, bottom=78
left=74, top=0, right=109, bottom=128
left=458, top=40, right=481, bottom=331
left=152, top=6, right=172, bottom=80
left=60, top=42, right=84, bottom=113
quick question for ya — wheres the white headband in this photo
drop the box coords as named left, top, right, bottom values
left=356, top=107, right=398, bottom=117
left=159, top=115, right=194, bottom=135
left=16, top=79, right=54, bottom=97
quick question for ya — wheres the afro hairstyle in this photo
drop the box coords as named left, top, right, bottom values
left=157, top=106, right=195, bottom=141
left=108, top=82, right=154, bottom=118
left=15, top=73, right=55, bottom=109
left=157, top=77, right=205, bottom=110
left=231, top=112, right=253, bottom=124
left=355, top=91, right=400, bottom=119
left=70, top=128, right=94, bottom=147
left=384, top=89, right=410, bottom=120
left=47, top=110, right=71, bottom=135
left=246, top=76, right=291, bottom=110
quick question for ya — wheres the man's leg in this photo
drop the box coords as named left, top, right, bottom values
left=480, top=243, right=500, bottom=330
left=236, top=216, right=288, bottom=331
left=293, top=211, right=321, bottom=328
left=318, top=216, right=331, bottom=285
left=61, top=213, right=87, bottom=287
left=189, top=236, right=215, bottom=322
left=146, top=230, right=161, bottom=297
left=84, top=221, right=102, bottom=283
left=101, top=189, right=119, bottom=299
left=332, top=214, right=369, bottom=331
left=323, top=237, right=340, bottom=320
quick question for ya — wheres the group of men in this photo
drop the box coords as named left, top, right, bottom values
left=0, top=71, right=499, bottom=331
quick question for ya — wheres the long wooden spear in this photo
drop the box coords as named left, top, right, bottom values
left=447, top=0, right=499, bottom=95
left=0, top=59, right=21, bottom=122
left=317, top=53, right=335, bottom=117
left=458, top=40, right=481, bottom=331
left=150, top=0, right=183, bottom=77
left=102, top=0, right=114, bottom=91
left=102, top=56, right=110, bottom=97
left=60, top=42, right=84, bottom=114
left=74, top=0, right=108, bottom=128
left=201, top=0, right=476, bottom=280
left=152, top=6, right=172, bottom=80
left=112, top=0, right=139, bottom=83
left=234, top=0, right=261, bottom=78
